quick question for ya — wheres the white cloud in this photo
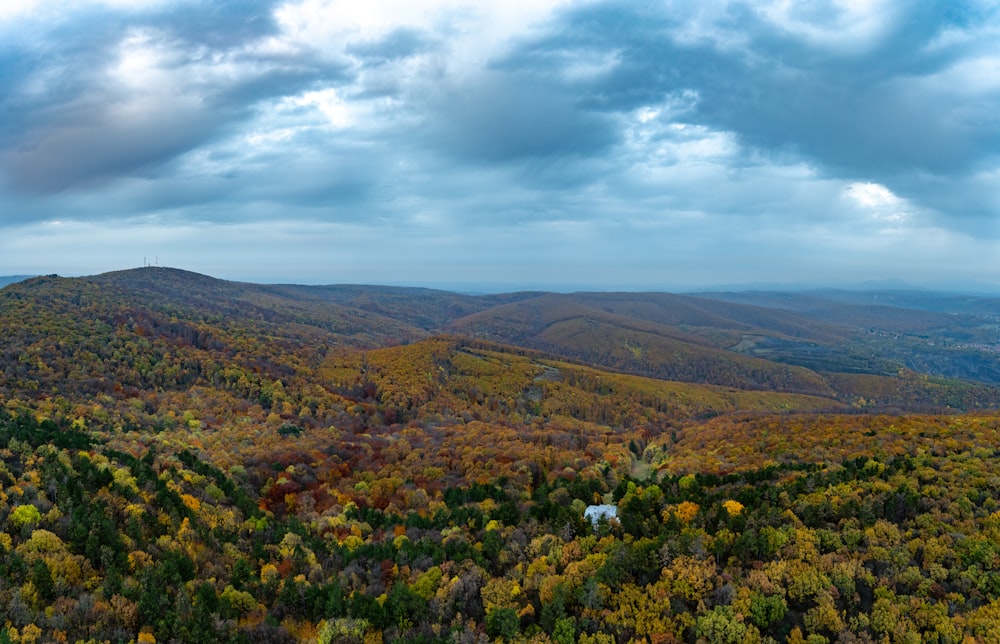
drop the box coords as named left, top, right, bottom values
left=289, top=88, right=355, bottom=128
left=0, top=0, right=171, bottom=21
left=923, top=54, right=1000, bottom=96
left=844, top=181, right=910, bottom=223
left=0, top=0, right=40, bottom=21
left=755, top=0, right=897, bottom=51
left=273, top=0, right=572, bottom=69
left=621, top=93, right=740, bottom=168
left=111, top=29, right=175, bottom=90
left=845, top=181, right=899, bottom=208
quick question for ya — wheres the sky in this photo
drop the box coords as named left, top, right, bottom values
left=1, top=0, right=999, bottom=291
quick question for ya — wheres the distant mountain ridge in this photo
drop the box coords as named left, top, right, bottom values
left=0, top=274, right=32, bottom=288
left=1, top=266, right=998, bottom=413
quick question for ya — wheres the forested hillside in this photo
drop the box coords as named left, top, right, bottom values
left=696, top=289, right=1000, bottom=384
left=2, top=268, right=1000, bottom=642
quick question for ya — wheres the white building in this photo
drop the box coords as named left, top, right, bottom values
left=584, top=504, right=618, bottom=527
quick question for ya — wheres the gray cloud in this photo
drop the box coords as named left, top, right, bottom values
left=346, top=27, right=441, bottom=65
left=422, top=71, right=617, bottom=166
left=498, top=1, right=1000, bottom=202
left=1, top=0, right=999, bottom=289
left=155, top=0, right=282, bottom=50
left=3, top=104, right=223, bottom=193
left=0, top=0, right=344, bottom=195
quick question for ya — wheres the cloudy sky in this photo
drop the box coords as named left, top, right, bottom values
left=1, top=0, right=999, bottom=290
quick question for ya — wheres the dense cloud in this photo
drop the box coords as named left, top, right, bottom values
left=0, top=0, right=341, bottom=193
left=0, top=0, right=998, bottom=288
left=500, top=1, right=1000, bottom=204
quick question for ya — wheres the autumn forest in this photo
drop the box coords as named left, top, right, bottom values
left=3, top=267, right=1000, bottom=643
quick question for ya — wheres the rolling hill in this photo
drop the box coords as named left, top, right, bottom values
left=4, top=268, right=1000, bottom=642
left=2, top=267, right=998, bottom=417
left=697, top=289, right=1000, bottom=383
